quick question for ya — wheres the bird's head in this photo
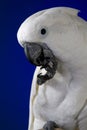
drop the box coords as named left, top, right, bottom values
left=17, top=7, right=87, bottom=84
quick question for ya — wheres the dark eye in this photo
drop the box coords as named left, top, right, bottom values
left=41, top=28, right=46, bottom=35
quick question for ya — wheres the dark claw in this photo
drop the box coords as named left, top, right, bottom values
left=37, top=73, right=49, bottom=85
left=43, top=121, right=59, bottom=130
left=37, top=70, right=55, bottom=85
left=37, top=64, right=56, bottom=85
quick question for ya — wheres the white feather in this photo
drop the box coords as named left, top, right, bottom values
left=17, top=7, right=87, bottom=130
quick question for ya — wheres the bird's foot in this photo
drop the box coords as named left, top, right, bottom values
left=43, top=121, right=59, bottom=130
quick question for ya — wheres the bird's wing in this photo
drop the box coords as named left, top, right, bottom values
left=28, top=66, right=41, bottom=130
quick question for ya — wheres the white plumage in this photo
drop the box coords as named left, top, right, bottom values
left=17, top=7, right=87, bottom=130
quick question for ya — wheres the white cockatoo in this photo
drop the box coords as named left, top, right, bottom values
left=17, top=7, right=87, bottom=130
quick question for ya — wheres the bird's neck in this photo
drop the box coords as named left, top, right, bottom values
left=58, top=62, right=87, bottom=85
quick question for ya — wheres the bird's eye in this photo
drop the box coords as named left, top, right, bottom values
left=41, top=28, right=46, bottom=35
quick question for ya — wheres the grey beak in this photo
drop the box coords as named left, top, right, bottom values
left=24, top=42, right=58, bottom=85
left=24, top=42, right=44, bottom=66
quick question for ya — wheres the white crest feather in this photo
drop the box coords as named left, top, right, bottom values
left=58, top=7, right=80, bottom=16
left=47, top=7, right=80, bottom=16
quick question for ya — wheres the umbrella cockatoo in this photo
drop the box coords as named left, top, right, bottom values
left=17, top=7, right=87, bottom=130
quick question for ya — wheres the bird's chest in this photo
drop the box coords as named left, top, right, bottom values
left=33, top=74, right=68, bottom=119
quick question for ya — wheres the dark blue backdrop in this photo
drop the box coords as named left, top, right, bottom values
left=0, top=0, right=87, bottom=130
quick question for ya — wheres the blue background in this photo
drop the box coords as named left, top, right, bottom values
left=0, top=0, right=87, bottom=130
